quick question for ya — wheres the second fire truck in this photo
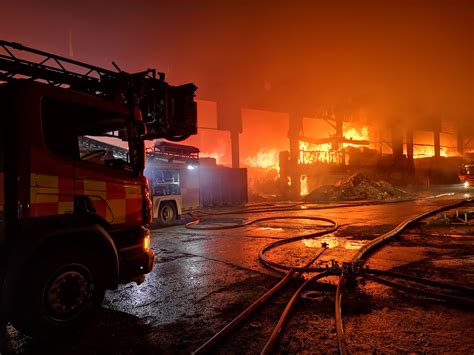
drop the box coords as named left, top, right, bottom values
left=146, top=140, right=200, bottom=226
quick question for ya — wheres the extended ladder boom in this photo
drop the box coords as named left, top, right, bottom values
left=0, top=40, right=197, bottom=141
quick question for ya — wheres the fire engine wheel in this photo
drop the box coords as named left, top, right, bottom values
left=10, top=247, right=106, bottom=338
left=158, top=201, right=177, bottom=226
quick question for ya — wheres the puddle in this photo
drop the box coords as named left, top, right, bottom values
left=302, top=234, right=367, bottom=249
left=257, top=227, right=284, bottom=231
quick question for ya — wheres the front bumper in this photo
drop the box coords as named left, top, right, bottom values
left=119, top=249, right=155, bottom=285
left=117, top=228, right=155, bottom=285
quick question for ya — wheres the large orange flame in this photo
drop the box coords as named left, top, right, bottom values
left=413, top=145, right=449, bottom=158
left=244, top=148, right=280, bottom=171
left=299, top=141, right=334, bottom=164
left=200, top=149, right=229, bottom=165
left=202, top=122, right=454, bottom=172
left=299, top=124, right=370, bottom=164
left=343, top=126, right=370, bottom=147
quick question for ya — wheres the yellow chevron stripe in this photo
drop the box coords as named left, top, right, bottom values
left=83, top=180, right=107, bottom=191
left=31, top=174, right=59, bottom=188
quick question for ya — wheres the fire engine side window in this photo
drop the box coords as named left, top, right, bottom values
left=41, top=98, right=80, bottom=158
left=42, top=97, right=130, bottom=170
left=153, top=169, right=180, bottom=196
left=78, top=133, right=130, bottom=170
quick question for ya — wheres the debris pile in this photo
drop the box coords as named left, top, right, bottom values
left=303, top=173, right=411, bottom=201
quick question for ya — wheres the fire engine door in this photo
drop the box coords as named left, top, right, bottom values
left=73, top=126, right=142, bottom=227
left=73, top=162, right=142, bottom=227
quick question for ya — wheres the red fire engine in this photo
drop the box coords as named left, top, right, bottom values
left=459, top=163, right=474, bottom=188
left=0, top=40, right=197, bottom=337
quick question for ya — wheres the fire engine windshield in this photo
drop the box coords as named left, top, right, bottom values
left=152, top=169, right=180, bottom=196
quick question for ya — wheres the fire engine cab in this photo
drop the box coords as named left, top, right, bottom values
left=0, top=40, right=197, bottom=337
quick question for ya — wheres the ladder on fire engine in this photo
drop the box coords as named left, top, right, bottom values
left=150, top=141, right=200, bottom=161
left=0, top=40, right=197, bottom=141
left=0, top=40, right=159, bottom=98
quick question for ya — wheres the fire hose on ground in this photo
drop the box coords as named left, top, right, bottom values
left=191, top=215, right=338, bottom=355
left=335, top=199, right=470, bottom=355
left=187, top=199, right=472, bottom=354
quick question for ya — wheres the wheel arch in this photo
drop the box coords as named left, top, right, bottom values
left=2, top=220, right=119, bottom=315
left=153, top=198, right=177, bottom=217
left=161, top=199, right=178, bottom=214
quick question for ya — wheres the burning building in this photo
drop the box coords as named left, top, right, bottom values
left=184, top=100, right=473, bottom=200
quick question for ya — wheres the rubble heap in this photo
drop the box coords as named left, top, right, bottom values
left=303, top=173, right=411, bottom=201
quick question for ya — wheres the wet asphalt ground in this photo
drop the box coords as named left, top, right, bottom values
left=1, top=185, right=474, bottom=354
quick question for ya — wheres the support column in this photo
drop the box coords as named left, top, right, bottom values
left=217, top=102, right=242, bottom=169
left=434, top=128, right=441, bottom=159
left=457, top=128, right=464, bottom=155
left=230, top=129, right=240, bottom=168
left=406, top=129, right=414, bottom=174
left=391, top=126, right=404, bottom=162
left=332, top=116, right=343, bottom=150
left=288, top=113, right=303, bottom=197
left=378, top=128, right=383, bottom=155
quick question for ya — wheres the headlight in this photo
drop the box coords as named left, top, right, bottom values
left=464, top=181, right=470, bottom=189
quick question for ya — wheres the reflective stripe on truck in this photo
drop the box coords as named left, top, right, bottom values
left=30, top=173, right=142, bottom=225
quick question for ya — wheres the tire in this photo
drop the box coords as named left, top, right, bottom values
left=9, top=246, right=106, bottom=339
left=157, top=201, right=177, bottom=226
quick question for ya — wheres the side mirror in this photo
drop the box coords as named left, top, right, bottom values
left=130, top=138, right=145, bottom=175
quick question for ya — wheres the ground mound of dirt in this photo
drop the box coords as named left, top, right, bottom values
left=303, top=173, right=411, bottom=201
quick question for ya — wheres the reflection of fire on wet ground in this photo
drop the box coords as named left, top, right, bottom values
left=302, top=233, right=366, bottom=250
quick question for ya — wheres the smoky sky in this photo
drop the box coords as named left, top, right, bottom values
left=1, top=0, right=472, bottom=129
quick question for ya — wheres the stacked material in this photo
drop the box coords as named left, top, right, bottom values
left=303, top=173, right=411, bottom=201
